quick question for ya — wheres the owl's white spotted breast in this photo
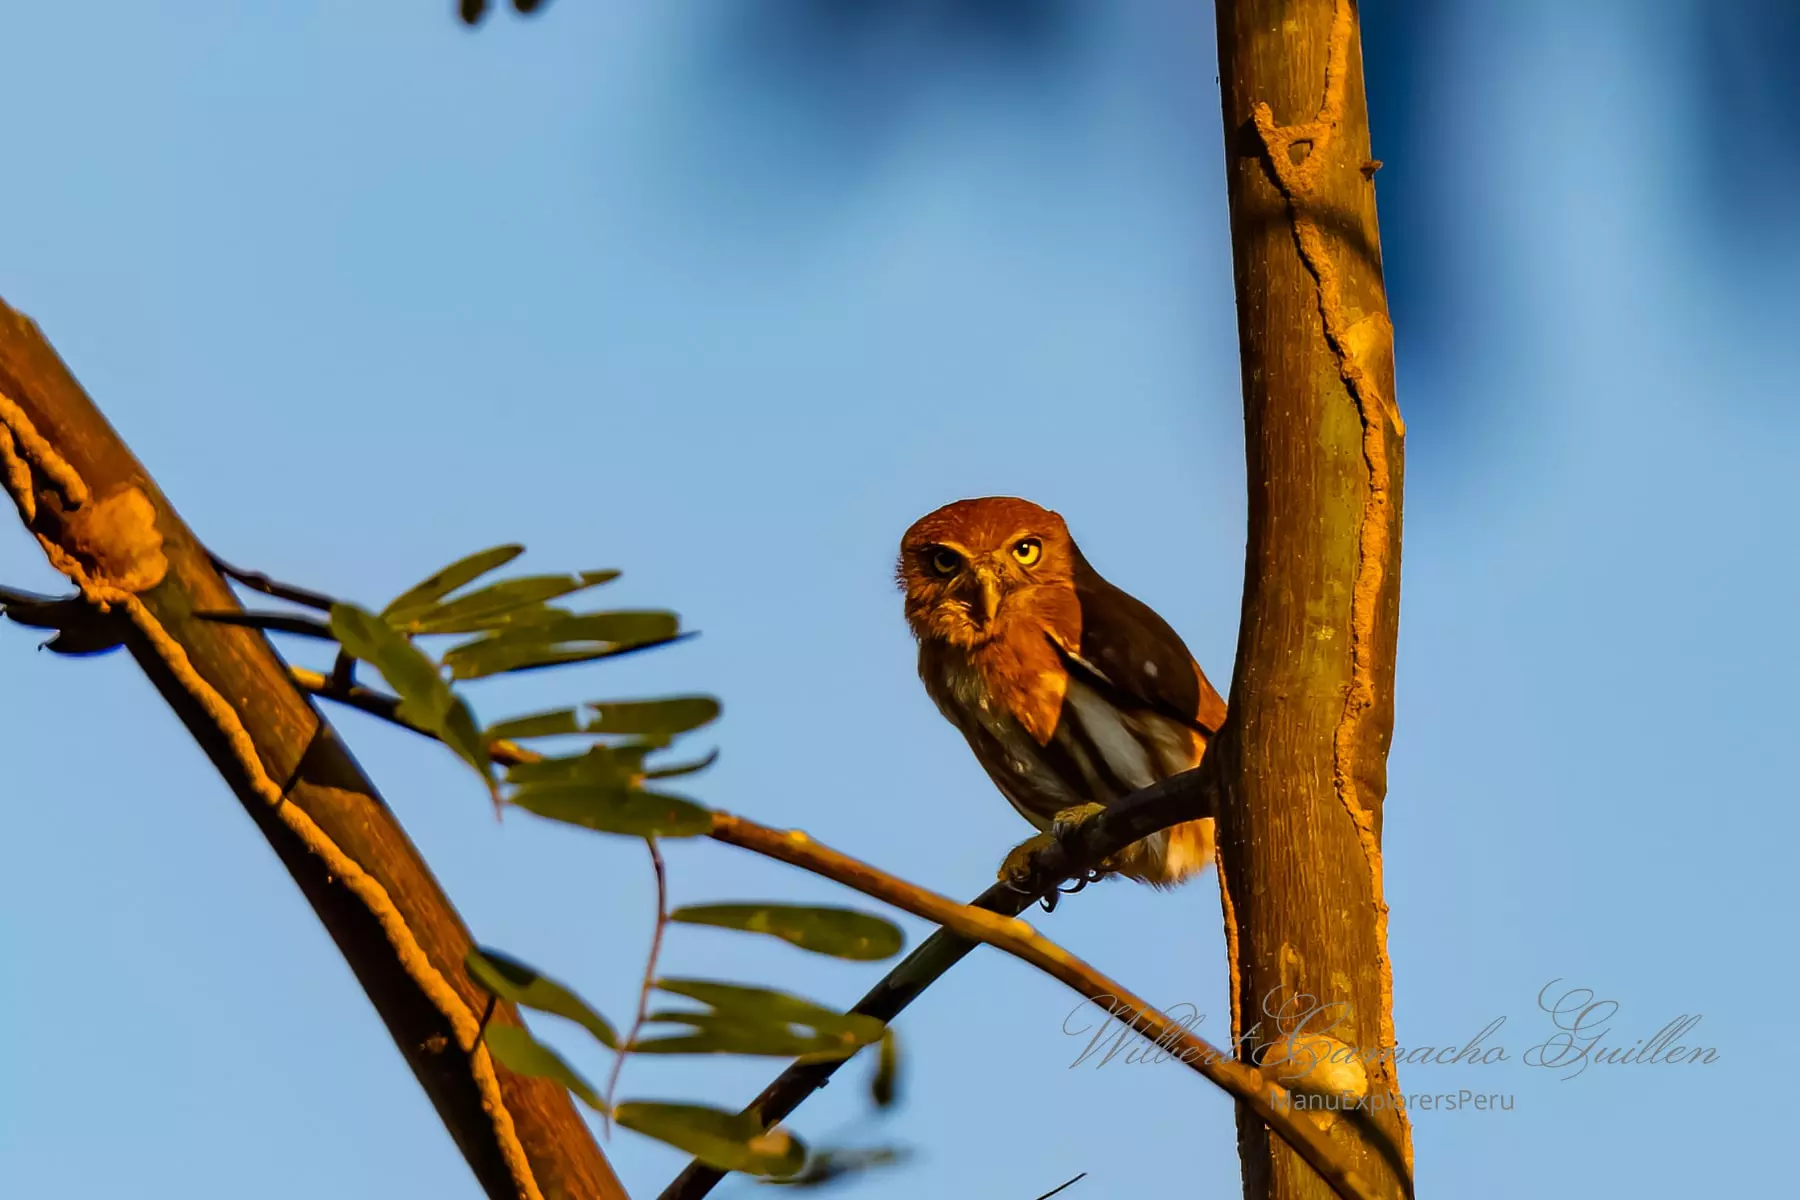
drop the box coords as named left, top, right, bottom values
left=923, top=653, right=1069, bottom=828
left=922, top=654, right=1203, bottom=830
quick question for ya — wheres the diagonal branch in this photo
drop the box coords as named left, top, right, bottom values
left=1035, top=1173, right=1089, bottom=1200
left=0, top=298, right=628, bottom=1200
left=195, top=609, right=338, bottom=639
left=286, top=665, right=1393, bottom=1200
left=21, top=454, right=1391, bottom=1200
left=0, top=581, right=77, bottom=609
left=290, top=663, right=538, bottom=763
left=209, top=550, right=342, bottom=612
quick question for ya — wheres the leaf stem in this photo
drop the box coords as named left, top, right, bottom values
left=284, top=663, right=1386, bottom=1200
left=207, top=550, right=343, bottom=613
left=289, top=664, right=535, bottom=762
left=603, top=838, right=669, bottom=1133
left=475, top=994, right=498, bottom=1041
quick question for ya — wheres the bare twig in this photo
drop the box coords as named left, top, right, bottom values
left=603, top=838, right=669, bottom=1131
left=475, top=994, right=499, bottom=1041
left=285, top=665, right=1386, bottom=1200
left=0, top=585, right=105, bottom=637
left=194, top=609, right=337, bottom=640
left=204, top=556, right=692, bottom=676
left=288, top=664, right=536, bottom=761
left=329, top=647, right=357, bottom=692
left=0, top=582, right=74, bottom=609
left=208, top=550, right=342, bottom=612
left=699, top=816, right=1384, bottom=1200
left=1036, top=1172, right=1088, bottom=1200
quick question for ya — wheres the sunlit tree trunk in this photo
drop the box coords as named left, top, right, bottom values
left=1210, top=2, right=1413, bottom=1198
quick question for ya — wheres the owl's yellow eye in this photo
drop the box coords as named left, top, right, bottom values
left=1012, top=538, right=1043, bottom=567
left=929, top=547, right=963, bottom=577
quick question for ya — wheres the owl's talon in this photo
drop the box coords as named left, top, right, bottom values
left=1049, top=802, right=1108, bottom=843
left=1051, top=803, right=1117, bottom=881
left=998, top=832, right=1058, bottom=894
left=998, top=803, right=1114, bottom=900
left=1058, top=868, right=1103, bottom=895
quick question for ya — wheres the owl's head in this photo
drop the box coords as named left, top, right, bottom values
left=897, top=496, right=1079, bottom=649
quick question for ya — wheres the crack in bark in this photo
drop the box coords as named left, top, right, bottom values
left=1244, top=0, right=1409, bottom=1169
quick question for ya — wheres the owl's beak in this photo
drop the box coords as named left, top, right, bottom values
left=972, top=565, right=1003, bottom=627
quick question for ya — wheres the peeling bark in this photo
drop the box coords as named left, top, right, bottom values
left=1210, top=3, right=1413, bottom=1198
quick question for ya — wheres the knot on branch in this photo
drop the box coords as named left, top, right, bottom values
left=0, top=393, right=162, bottom=598
left=1261, top=1032, right=1370, bottom=1118
left=51, top=485, right=169, bottom=597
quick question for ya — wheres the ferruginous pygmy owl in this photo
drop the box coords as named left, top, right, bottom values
left=899, top=497, right=1226, bottom=890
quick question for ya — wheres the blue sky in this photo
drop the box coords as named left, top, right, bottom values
left=2, top=3, right=1794, bottom=1198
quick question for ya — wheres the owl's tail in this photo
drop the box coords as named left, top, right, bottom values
left=1116, top=817, right=1216, bottom=889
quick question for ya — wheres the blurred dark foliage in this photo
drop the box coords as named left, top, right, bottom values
left=654, top=0, right=1096, bottom=235
left=1358, top=2, right=1448, bottom=393
left=1360, top=0, right=1800, bottom=426
left=675, top=0, right=1445, bottom=331
left=456, top=0, right=1799, bottom=433
left=699, top=0, right=1085, bottom=137
left=461, top=0, right=548, bottom=26
left=1695, top=0, right=1800, bottom=202
left=725, top=0, right=1079, bottom=63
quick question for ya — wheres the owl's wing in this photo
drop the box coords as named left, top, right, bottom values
left=1054, top=554, right=1228, bottom=737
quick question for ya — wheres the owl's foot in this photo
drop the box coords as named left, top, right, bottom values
left=1050, top=801, right=1108, bottom=843
left=998, top=831, right=1057, bottom=894
left=998, top=803, right=1114, bottom=905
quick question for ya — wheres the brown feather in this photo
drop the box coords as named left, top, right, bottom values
left=1068, top=547, right=1227, bottom=734
left=900, top=497, right=1223, bottom=887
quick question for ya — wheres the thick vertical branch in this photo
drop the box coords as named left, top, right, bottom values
left=0, top=299, right=627, bottom=1200
left=1211, top=3, right=1412, bottom=1199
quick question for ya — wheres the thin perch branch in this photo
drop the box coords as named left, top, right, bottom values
left=701, top=813, right=1390, bottom=1200
left=287, top=664, right=1389, bottom=1200
left=55, top=526, right=1390, bottom=1200
left=209, top=550, right=342, bottom=612
left=195, top=609, right=338, bottom=640
left=603, top=837, right=670, bottom=1129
